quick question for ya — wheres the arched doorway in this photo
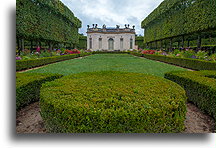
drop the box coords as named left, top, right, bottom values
left=108, top=38, right=114, bottom=50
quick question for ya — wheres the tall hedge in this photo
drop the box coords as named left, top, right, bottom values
left=77, top=35, right=87, bottom=49
left=141, top=0, right=216, bottom=47
left=135, top=36, right=144, bottom=49
left=16, top=0, right=81, bottom=45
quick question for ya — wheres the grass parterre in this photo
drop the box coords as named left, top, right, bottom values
left=24, top=54, right=187, bottom=77
left=40, top=71, right=187, bottom=133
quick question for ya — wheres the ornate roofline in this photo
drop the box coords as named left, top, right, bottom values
left=87, top=24, right=135, bottom=34
left=87, top=31, right=135, bottom=34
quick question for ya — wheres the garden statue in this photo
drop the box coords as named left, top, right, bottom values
left=102, top=24, right=106, bottom=29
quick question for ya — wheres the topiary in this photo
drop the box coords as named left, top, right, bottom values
left=165, top=70, right=216, bottom=119
left=40, top=71, right=187, bottom=133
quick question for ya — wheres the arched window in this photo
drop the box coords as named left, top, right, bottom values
left=89, top=38, right=92, bottom=49
left=99, top=38, right=102, bottom=49
left=108, top=38, right=114, bottom=50
left=120, top=38, right=123, bottom=49
left=130, top=38, right=133, bottom=49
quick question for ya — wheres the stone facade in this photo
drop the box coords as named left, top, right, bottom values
left=87, top=24, right=135, bottom=51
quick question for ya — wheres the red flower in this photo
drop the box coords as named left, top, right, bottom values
left=64, top=49, right=80, bottom=54
left=141, top=50, right=156, bottom=54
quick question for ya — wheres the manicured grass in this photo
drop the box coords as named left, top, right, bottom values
left=24, top=54, right=188, bottom=77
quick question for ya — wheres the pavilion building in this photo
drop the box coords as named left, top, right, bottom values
left=87, top=24, right=135, bottom=51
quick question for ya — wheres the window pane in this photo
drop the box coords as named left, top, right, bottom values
left=90, top=38, right=92, bottom=49
left=130, top=39, right=133, bottom=49
left=120, top=38, right=123, bottom=49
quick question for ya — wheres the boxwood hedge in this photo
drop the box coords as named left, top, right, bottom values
left=131, top=53, right=216, bottom=70
left=16, top=53, right=91, bottom=71
left=165, top=70, right=216, bottom=119
left=16, top=73, right=63, bottom=111
left=40, top=71, right=187, bottom=133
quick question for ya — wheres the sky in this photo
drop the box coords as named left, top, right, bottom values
left=60, top=0, right=164, bottom=36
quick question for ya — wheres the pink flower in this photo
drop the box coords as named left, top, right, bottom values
left=16, top=56, right=22, bottom=60
left=36, top=46, right=41, bottom=52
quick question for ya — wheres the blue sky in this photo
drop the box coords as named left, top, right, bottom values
left=60, top=0, right=164, bottom=36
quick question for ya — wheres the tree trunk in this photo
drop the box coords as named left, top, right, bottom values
left=181, top=36, right=184, bottom=48
left=160, top=40, right=163, bottom=49
left=48, top=42, right=53, bottom=51
left=16, top=37, right=21, bottom=55
left=169, top=38, right=173, bottom=52
left=178, top=41, right=180, bottom=49
left=21, top=38, right=24, bottom=51
left=197, top=35, right=201, bottom=49
left=30, top=40, right=33, bottom=52
left=155, top=41, right=158, bottom=49
left=187, top=40, right=190, bottom=47
left=39, top=41, right=42, bottom=49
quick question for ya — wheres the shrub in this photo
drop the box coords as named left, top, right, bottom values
left=16, top=52, right=92, bottom=71
left=195, top=50, right=208, bottom=60
left=16, top=73, right=63, bottom=111
left=209, top=53, right=216, bottom=62
left=40, top=71, right=187, bottom=133
left=165, top=70, right=216, bottom=119
left=181, top=50, right=196, bottom=58
left=132, top=53, right=216, bottom=70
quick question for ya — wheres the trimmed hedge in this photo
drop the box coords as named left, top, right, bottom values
left=131, top=53, right=216, bottom=70
left=17, top=0, right=81, bottom=45
left=77, top=35, right=87, bottom=49
left=165, top=70, right=216, bottom=119
left=40, top=71, right=187, bottom=133
left=16, top=53, right=92, bottom=71
left=135, top=36, right=144, bottom=49
left=16, top=73, right=63, bottom=111
left=141, top=0, right=216, bottom=44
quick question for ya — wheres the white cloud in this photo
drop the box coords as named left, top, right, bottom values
left=61, top=0, right=163, bottom=35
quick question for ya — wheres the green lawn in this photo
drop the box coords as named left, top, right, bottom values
left=24, top=54, right=188, bottom=77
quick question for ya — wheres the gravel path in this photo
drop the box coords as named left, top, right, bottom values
left=16, top=102, right=215, bottom=133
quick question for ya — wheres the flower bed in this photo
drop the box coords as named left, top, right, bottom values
left=64, top=49, right=81, bottom=54
left=16, top=73, right=63, bottom=111
left=40, top=71, right=187, bottom=133
left=165, top=70, right=216, bottom=119
left=16, top=52, right=92, bottom=71
left=141, top=50, right=156, bottom=54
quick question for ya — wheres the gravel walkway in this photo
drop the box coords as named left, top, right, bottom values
left=16, top=102, right=215, bottom=133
